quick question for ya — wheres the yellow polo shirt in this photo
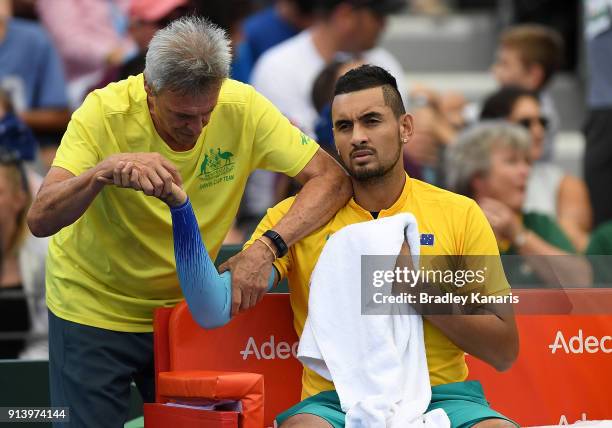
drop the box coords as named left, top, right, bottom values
left=245, top=174, right=509, bottom=398
left=47, top=74, right=318, bottom=332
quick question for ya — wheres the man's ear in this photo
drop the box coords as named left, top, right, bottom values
left=144, top=81, right=157, bottom=113
left=144, top=80, right=154, bottom=97
left=400, top=113, right=414, bottom=143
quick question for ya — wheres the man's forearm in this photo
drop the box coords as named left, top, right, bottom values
left=425, top=312, right=518, bottom=372
left=395, top=272, right=518, bottom=371
left=20, top=109, right=71, bottom=134
left=27, top=166, right=105, bottom=237
left=272, top=170, right=351, bottom=246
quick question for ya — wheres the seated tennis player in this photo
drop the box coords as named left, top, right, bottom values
left=133, top=65, right=518, bottom=428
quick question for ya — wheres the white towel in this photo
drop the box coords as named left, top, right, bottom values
left=298, top=213, right=450, bottom=428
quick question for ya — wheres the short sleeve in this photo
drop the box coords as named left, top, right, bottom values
left=52, top=93, right=103, bottom=176
left=248, top=89, right=319, bottom=177
left=243, top=197, right=296, bottom=281
left=460, top=200, right=510, bottom=297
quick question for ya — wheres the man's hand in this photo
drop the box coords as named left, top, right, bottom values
left=479, top=197, right=523, bottom=243
left=162, top=183, right=188, bottom=207
left=392, top=238, right=419, bottom=297
left=393, top=238, right=437, bottom=315
left=98, top=158, right=187, bottom=206
left=95, top=152, right=182, bottom=200
left=218, top=239, right=276, bottom=316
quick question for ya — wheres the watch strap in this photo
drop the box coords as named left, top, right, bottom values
left=262, top=229, right=288, bottom=258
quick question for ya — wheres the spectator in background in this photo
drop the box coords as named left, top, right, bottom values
left=446, top=122, right=590, bottom=287
left=311, top=61, right=346, bottom=156
left=245, top=0, right=406, bottom=232
left=480, top=86, right=592, bottom=252
left=311, top=59, right=363, bottom=158
left=583, top=1, right=612, bottom=228
left=408, top=24, right=564, bottom=185
left=510, top=0, right=579, bottom=71
left=232, top=0, right=316, bottom=82
left=37, top=0, right=137, bottom=108
left=191, top=0, right=255, bottom=82
left=192, top=0, right=253, bottom=48
left=0, top=88, right=36, bottom=162
left=252, top=0, right=407, bottom=138
left=118, top=0, right=192, bottom=80
left=490, top=24, right=564, bottom=162
left=0, top=0, right=70, bottom=163
left=405, top=85, right=466, bottom=183
left=0, top=149, right=48, bottom=360
left=9, top=0, right=36, bottom=20
left=0, top=88, right=43, bottom=192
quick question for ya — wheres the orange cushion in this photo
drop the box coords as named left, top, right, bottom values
left=144, top=403, right=238, bottom=428
left=158, top=370, right=264, bottom=428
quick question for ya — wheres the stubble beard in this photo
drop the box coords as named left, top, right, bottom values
left=343, top=140, right=403, bottom=183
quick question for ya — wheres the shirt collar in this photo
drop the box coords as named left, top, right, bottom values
left=347, top=173, right=412, bottom=219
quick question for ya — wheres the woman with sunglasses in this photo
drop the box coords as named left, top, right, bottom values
left=480, top=86, right=592, bottom=252
left=0, top=149, right=49, bottom=359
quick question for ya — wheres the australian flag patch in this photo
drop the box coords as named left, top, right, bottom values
left=420, top=233, right=435, bottom=246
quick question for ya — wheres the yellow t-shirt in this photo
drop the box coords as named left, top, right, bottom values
left=245, top=174, right=509, bottom=399
left=47, top=74, right=319, bottom=332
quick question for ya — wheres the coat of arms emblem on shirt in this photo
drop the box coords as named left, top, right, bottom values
left=198, top=147, right=235, bottom=189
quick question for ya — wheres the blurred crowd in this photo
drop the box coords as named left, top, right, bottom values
left=1, top=0, right=611, bottom=359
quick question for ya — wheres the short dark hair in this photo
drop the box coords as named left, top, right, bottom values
left=334, top=64, right=405, bottom=117
left=480, top=86, right=539, bottom=120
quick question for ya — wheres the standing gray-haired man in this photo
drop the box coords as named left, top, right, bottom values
left=27, top=16, right=350, bottom=427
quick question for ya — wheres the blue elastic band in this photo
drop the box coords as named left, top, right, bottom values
left=170, top=198, right=275, bottom=329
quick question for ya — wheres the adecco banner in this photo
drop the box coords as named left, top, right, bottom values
left=164, top=291, right=611, bottom=427
left=467, top=313, right=612, bottom=427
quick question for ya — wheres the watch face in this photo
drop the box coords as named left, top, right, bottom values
left=265, top=230, right=288, bottom=257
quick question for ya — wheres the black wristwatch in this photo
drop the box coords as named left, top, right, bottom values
left=263, top=230, right=288, bottom=258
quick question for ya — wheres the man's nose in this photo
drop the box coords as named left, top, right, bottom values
left=187, top=117, right=206, bottom=134
left=351, top=124, right=368, bottom=144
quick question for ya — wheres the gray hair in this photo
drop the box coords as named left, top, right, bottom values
left=445, top=121, right=530, bottom=198
left=144, top=16, right=232, bottom=95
